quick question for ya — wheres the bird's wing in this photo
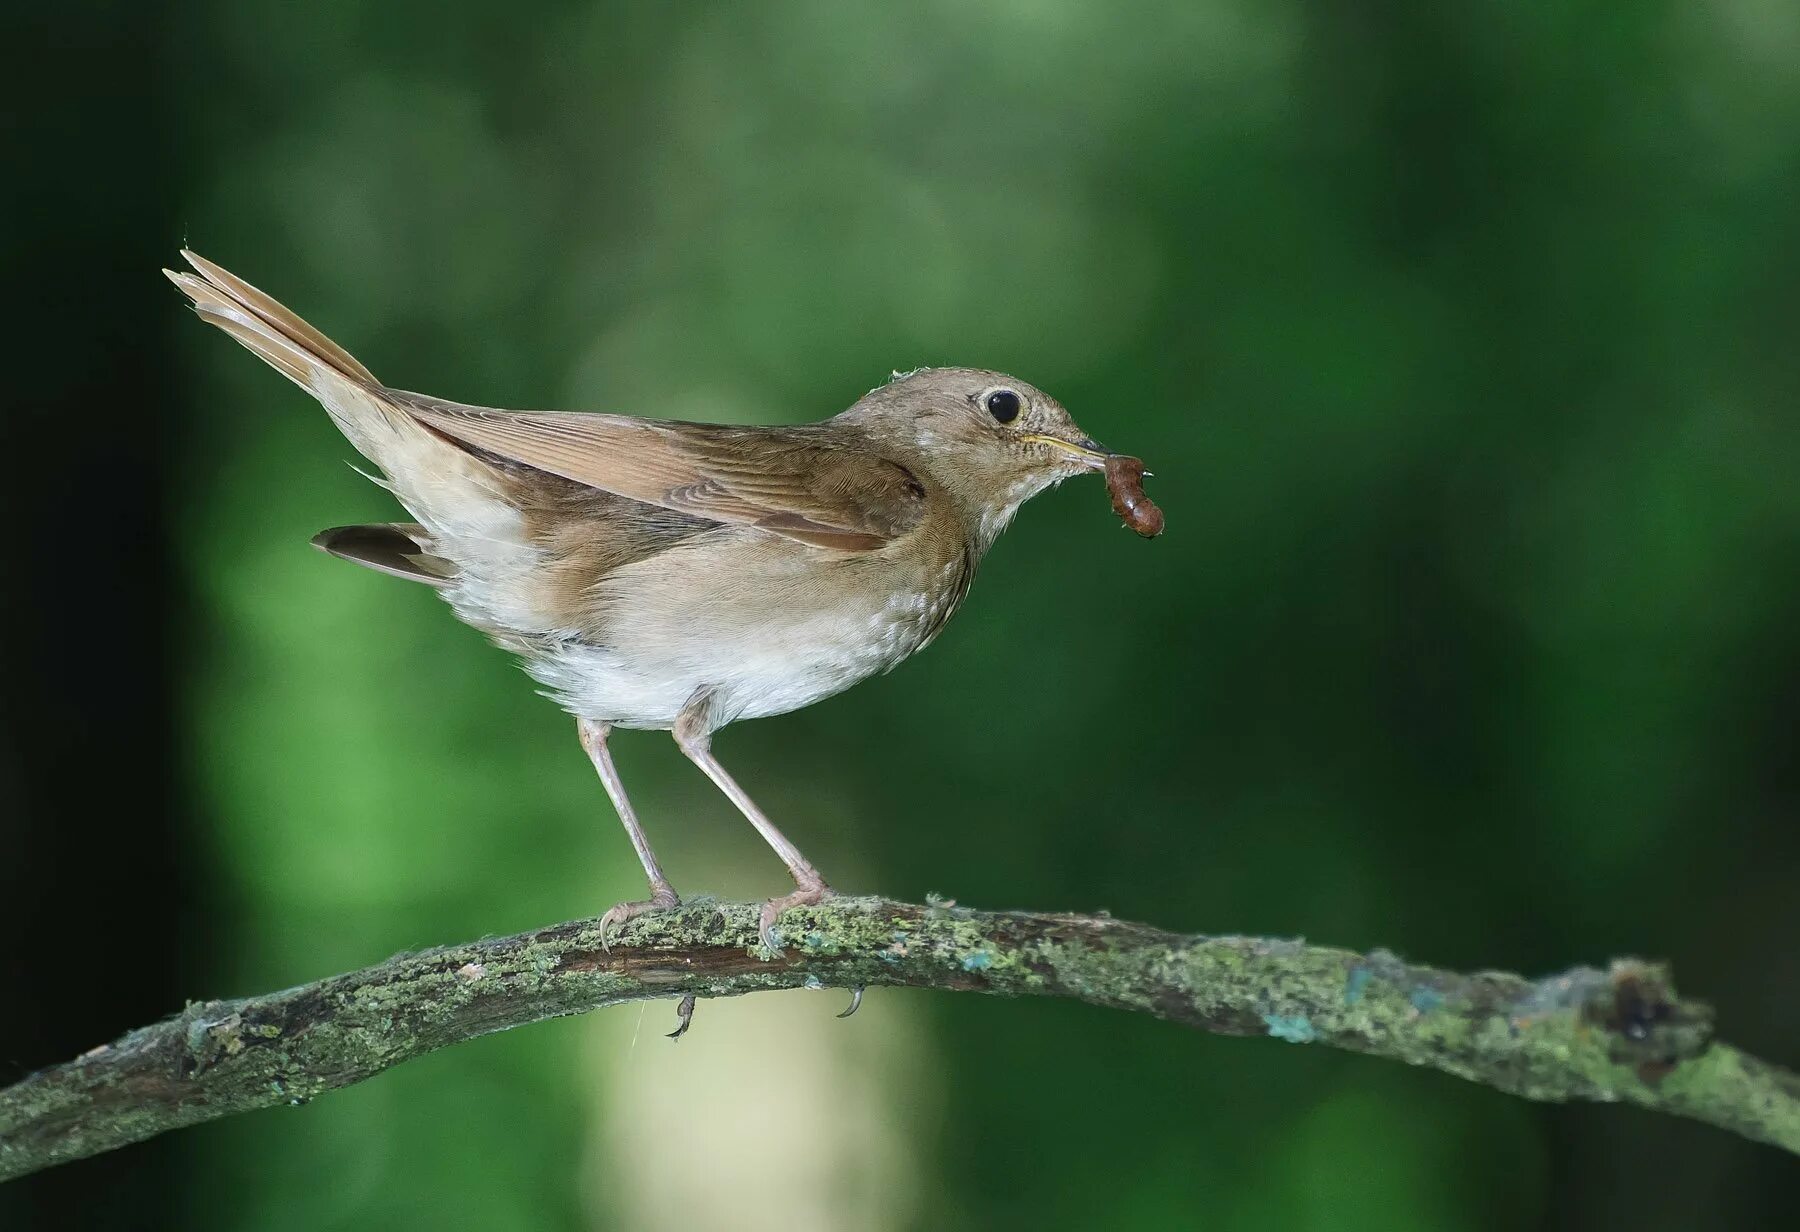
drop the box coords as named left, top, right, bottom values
left=311, top=522, right=456, bottom=586
left=398, top=398, right=928, bottom=552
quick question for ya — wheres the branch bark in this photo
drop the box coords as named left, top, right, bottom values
left=4, top=896, right=1797, bottom=1180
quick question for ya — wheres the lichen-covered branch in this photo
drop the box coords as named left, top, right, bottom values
left=3, top=897, right=1797, bottom=1180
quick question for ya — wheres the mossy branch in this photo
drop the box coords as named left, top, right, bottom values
left=4, top=896, right=1797, bottom=1180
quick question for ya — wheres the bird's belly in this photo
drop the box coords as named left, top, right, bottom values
left=522, top=538, right=961, bottom=730
left=527, top=633, right=892, bottom=730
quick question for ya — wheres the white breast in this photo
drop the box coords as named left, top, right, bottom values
left=519, top=536, right=958, bottom=731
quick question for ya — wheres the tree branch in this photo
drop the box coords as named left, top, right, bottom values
left=4, top=896, right=1797, bottom=1180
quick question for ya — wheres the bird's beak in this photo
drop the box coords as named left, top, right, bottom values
left=1021, top=433, right=1111, bottom=471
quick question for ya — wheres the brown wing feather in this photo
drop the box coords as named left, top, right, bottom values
left=397, top=398, right=926, bottom=551
left=311, top=523, right=456, bottom=586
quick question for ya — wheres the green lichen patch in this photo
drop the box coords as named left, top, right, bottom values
left=1264, top=1014, right=1317, bottom=1044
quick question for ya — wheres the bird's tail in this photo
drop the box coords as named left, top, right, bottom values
left=165, top=250, right=378, bottom=388
left=163, top=250, right=424, bottom=471
left=165, top=251, right=543, bottom=616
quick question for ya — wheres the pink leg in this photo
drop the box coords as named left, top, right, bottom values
left=577, top=718, right=680, bottom=948
left=672, top=702, right=833, bottom=956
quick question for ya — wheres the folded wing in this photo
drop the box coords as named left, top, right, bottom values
left=399, top=398, right=927, bottom=552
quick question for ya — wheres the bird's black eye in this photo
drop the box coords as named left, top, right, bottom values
left=984, top=389, right=1022, bottom=424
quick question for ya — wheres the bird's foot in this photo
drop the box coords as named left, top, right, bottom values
left=758, top=878, right=834, bottom=957
left=599, top=884, right=681, bottom=950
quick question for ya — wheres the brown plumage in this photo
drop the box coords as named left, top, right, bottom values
left=165, top=250, right=1148, bottom=964
left=311, top=523, right=455, bottom=586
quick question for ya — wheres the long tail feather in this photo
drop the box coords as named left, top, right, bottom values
left=165, top=249, right=549, bottom=631
left=165, top=251, right=413, bottom=467
left=170, top=250, right=378, bottom=385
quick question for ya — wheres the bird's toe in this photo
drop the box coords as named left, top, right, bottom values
left=756, top=881, right=834, bottom=957
left=599, top=886, right=681, bottom=950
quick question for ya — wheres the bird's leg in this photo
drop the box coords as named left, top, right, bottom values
left=672, top=702, right=833, bottom=956
left=577, top=718, right=680, bottom=949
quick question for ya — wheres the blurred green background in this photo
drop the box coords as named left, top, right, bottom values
left=5, top=1, right=1799, bottom=1228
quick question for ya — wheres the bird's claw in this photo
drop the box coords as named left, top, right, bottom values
left=599, top=885, right=681, bottom=951
left=756, top=881, right=834, bottom=957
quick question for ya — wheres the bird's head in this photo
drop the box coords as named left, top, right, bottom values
left=837, top=367, right=1113, bottom=548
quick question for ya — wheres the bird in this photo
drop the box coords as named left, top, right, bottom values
left=165, top=250, right=1153, bottom=961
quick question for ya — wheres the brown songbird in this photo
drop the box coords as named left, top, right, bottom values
left=166, top=251, right=1152, bottom=955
